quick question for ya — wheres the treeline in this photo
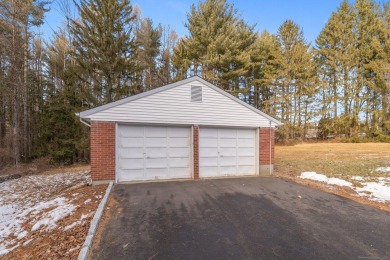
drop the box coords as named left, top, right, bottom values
left=0, top=0, right=389, bottom=166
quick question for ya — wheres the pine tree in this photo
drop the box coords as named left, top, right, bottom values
left=248, top=31, right=281, bottom=114
left=71, top=0, right=138, bottom=106
left=173, top=0, right=256, bottom=95
left=276, top=20, right=316, bottom=141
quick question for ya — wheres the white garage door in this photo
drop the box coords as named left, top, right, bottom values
left=199, top=128, right=257, bottom=178
left=117, top=125, right=192, bottom=182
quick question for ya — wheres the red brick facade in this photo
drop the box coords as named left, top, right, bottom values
left=259, top=127, right=275, bottom=165
left=90, top=121, right=115, bottom=181
left=193, top=125, right=199, bottom=179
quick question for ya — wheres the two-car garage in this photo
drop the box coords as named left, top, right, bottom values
left=116, top=125, right=257, bottom=182
left=79, top=76, right=282, bottom=184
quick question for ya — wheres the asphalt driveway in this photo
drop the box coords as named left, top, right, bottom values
left=91, top=177, right=390, bottom=259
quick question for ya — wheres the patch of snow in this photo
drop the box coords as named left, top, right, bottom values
left=0, top=171, right=90, bottom=256
left=327, top=177, right=353, bottom=187
left=84, top=199, right=91, bottom=204
left=64, top=213, right=90, bottom=231
left=17, top=231, right=28, bottom=240
left=72, top=193, right=79, bottom=197
left=375, top=167, right=390, bottom=173
left=31, top=197, right=76, bottom=232
left=22, top=239, right=33, bottom=246
left=299, top=172, right=390, bottom=203
left=63, top=221, right=78, bottom=231
left=355, top=181, right=390, bottom=202
left=299, top=172, right=352, bottom=187
left=0, top=244, right=19, bottom=256
left=67, top=245, right=80, bottom=254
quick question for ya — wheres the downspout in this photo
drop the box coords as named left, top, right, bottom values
left=76, top=114, right=91, bottom=128
left=269, top=120, right=272, bottom=176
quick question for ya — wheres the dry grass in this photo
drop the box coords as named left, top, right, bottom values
left=274, top=143, right=390, bottom=211
left=275, top=143, right=390, bottom=180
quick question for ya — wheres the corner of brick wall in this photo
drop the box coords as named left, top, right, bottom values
left=193, top=125, right=199, bottom=179
left=259, top=127, right=275, bottom=165
left=90, top=121, right=116, bottom=181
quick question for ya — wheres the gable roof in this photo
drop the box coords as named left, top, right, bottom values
left=78, top=76, right=282, bottom=126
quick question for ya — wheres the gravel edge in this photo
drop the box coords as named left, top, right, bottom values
left=78, top=182, right=113, bottom=260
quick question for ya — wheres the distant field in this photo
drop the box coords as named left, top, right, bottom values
left=275, top=143, right=390, bottom=180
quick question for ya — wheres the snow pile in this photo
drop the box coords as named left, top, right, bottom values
left=299, top=172, right=353, bottom=187
left=31, top=197, right=76, bottom=232
left=375, top=167, right=390, bottom=173
left=0, top=171, right=90, bottom=256
left=299, top=172, right=390, bottom=203
left=355, top=181, right=390, bottom=202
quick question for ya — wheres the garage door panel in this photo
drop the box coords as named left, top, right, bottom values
left=120, top=137, right=143, bottom=148
left=238, top=156, right=255, bottom=165
left=200, top=156, right=218, bottom=166
left=169, top=157, right=190, bottom=167
left=220, top=148, right=237, bottom=156
left=237, top=148, right=254, bottom=156
left=199, top=127, right=256, bottom=178
left=168, top=128, right=189, bottom=137
left=144, top=168, right=169, bottom=179
left=219, top=166, right=237, bottom=175
left=118, top=147, right=143, bottom=158
left=238, top=138, right=254, bottom=147
left=219, top=138, right=236, bottom=147
left=119, top=126, right=144, bottom=137
left=119, top=158, right=143, bottom=170
left=144, top=147, right=167, bottom=157
left=218, top=128, right=237, bottom=137
left=144, top=127, right=166, bottom=137
left=199, top=138, right=218, bottom=147
left=168, top=147, right=190, bottom=157
left=144, top=137, right=167, bottom=147
left=237, top=129, right=254, bottom=138
left=200, top=147, right=218, bottom=157
left=219, top=156, right=236, bottom=166
left=117, top=125, right=191, bottom=182
left=169, top=167, right=192, bottom=178
left=117, top=169, right=144, bottom=181
left=200, top=128, right=218, bottom=137
left=169, top=137, right=189, bottom=147
left=200, top=166, right=218, bottom=177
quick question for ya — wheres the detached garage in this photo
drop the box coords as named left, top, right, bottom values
left=78, top=76, right=282, bottom=184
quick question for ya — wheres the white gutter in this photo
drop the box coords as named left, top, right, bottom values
left=79, top=116, right=91, bottom=128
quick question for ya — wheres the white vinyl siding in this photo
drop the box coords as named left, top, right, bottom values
left=199, top=127, right=257, bottom=178
left=86, top=80, right=274, bottom=128
left=117, top=125, right=192, bottom=182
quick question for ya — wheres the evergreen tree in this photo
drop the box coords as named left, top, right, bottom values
left=173, top=0, right=257, bottom=95
left=71, top=0, right=138, bottom=106
left=276, top=20, right=316, bottom=141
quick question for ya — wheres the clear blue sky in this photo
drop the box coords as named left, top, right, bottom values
left=41, top=0, right=353, bottom=44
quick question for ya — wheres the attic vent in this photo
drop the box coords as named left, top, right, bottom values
left=191, top=86, right=202, bottom=102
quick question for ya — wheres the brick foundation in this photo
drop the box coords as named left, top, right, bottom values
left=90, top=121, right=116, bottom=182
left=259, top=127, right=275, bottom=176
left=193, top=125, right=199, bottom=179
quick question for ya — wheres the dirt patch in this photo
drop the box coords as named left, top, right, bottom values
left=3, top=184, right=107, bottom=260
left=275, top=143, right=390, bottom=211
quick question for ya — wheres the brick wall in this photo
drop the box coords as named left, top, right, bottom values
left=193, top=125, right=199, bottom=179
left=259, top=127, right=275, bottom=165
left=90, top=121, right=115, bottom=181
